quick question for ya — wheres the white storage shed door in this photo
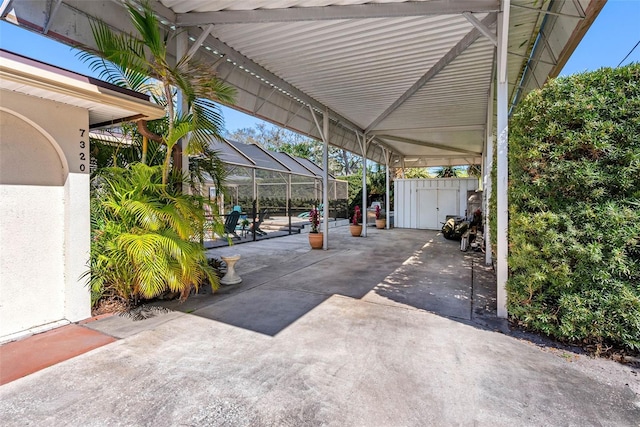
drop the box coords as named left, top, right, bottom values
left=416, top=189, right=459, bottom=229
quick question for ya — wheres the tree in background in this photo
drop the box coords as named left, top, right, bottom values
left=395, top=167, right=432, bottom=179
left=466, top=164, right=482, bottom=178
left=226, top=124, right=361, bottom=176
left=434, top=166, right=466, bottom=178
left=505, top=64, right=640, bottom=352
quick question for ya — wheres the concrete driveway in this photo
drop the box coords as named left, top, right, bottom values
left=1, top=227, right=638, bottom=426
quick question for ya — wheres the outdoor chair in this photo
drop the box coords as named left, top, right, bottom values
left=248, top=208, right=268, bottom=236
left=223, top=210, right=241, bottom=240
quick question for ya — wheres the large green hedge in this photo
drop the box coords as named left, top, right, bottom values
left=507, top=64, right=640, bottom=351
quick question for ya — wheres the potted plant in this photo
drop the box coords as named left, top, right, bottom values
left=350, top=206, right=362, bottom=237
left=240, top=218, right=250, bottom=237
left=375, top=205, right=386, bottom=229
left=308, top=207, right=323, bottom=249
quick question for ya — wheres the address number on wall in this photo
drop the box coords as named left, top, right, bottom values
left=79, top=128, right=87, bottom=172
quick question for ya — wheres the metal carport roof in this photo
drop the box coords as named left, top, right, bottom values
left=1, top=0, right=604, bottom=167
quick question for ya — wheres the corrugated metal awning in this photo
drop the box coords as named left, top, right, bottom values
left=2, top=0, right=604, bottom=166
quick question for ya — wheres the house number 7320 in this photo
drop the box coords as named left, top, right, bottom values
left=79, top=128, right=87, bottom=172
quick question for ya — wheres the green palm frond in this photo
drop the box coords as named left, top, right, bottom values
left=125, top=1, right=165, bottom=63
left=197, top=76, right=236, bottom=105
left=166, top=114, right=196, bottom=149
left=190, top=145, right=227, bottom=191
left=80, top=18, right=148, bottom=77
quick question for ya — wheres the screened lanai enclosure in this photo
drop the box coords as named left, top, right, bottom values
left=206, top=140, right=348, bottom=221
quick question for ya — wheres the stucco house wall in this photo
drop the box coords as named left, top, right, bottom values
left=0, top=89, right=91, bottom=340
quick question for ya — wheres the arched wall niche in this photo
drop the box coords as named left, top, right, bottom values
left=0, top=108, right=69, bottom=186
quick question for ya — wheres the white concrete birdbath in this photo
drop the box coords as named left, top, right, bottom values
left=220, top=254, right=242, bottom=285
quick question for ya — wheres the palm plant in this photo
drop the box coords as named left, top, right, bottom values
left=78, top=0, right=235, bottom=184
left=86, top=164, right=220, bottom=305
left=435, top=166, right=462, bottom=178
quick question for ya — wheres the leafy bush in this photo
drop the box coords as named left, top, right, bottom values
left=86, top=163, right=220, bottom=307
left=507, top=64, right=640, bottom=351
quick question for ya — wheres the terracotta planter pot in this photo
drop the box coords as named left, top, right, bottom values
left=309, top=232, right=323, bottom=249
left=375, top=219, right=386, bottom=229
left=350, top=224, right=363, bottom=237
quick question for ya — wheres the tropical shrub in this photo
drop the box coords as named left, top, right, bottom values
left=507, top=64, right=640, bottom=351
left=86, top=164, right=220, bottom=306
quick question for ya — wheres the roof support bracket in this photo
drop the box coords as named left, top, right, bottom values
left=463, top=12, right=497, bottom=46
left=309, top=104, right=325, bottom=141
left=284, top=103, right=306, bottom=128
left=182, top=24, right=214, bottom=63
left=253, top=85, right=278, bottom=115
left=375, top=134, right=480, bottom=156
left=43, top=0, right=63, bottom=34
left=0, top=0, right=14, bottom=19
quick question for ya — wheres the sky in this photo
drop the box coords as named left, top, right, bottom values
left=0, top=0, right=638, bottom=132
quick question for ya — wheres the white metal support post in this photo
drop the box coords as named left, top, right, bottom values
left=252, top=168, right=257, bottom=205
left=322, top=108, right=329, bottom=249
left=496, top=0, right=510, bottom=318
left=485, top=74, right=495, bottom=267
left=176, top=31, right=190, bottom=194
left=384, top=148, right=391, bottom=229
left=287, top=173, right=292, bottom=232
left=309, top=105, right=330, bottom=249
left=358, top=134, right=371, bottom=237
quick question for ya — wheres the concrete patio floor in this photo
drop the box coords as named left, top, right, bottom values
left=0, top=227, right=638, bottom=426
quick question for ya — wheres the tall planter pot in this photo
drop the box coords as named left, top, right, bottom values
left=350, top=224, right=363, bottom=237
left=375, top=219, right=386, bottom=229
left=309, top=232, right=323, bottom=249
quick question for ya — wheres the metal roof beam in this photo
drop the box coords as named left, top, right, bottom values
left=365, top=12, right=497, bottom=133
left=372, top=137, right=405, bottom=158
left=511, top=3, right=585, bottom=19
left=376, top=134, right=480, bottom=155
left=406, top=154, right=480, bottom=159
left=128, top=0, right=177, bottom=24
left=43, top=0, right=62, bottom=34
left=182, top=24, right=214, bottom=63
left=175, top=0, right=500, bottom=26
left=462, top=12, right=497, bottom=46
left=374, top=124, right=485, bottom=133
left=0, top=0, right=14, bottom=18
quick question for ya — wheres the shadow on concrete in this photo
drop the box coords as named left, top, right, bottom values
left=368, top=236, right=498, bottom=327
left=165, top=227, right=500, bottom=338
